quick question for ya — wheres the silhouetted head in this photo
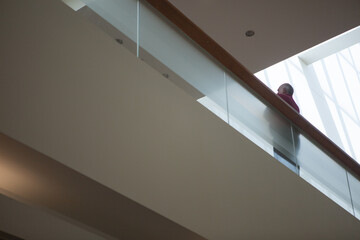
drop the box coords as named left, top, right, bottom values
left=277, top=83, right=294, bottom=96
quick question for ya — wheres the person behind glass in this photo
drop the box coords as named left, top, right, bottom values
left=277, top=83, right=300, bottom=113
left=272, top=83, right=300, bottom=173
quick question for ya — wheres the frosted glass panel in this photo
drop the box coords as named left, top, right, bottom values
left=348, top=173, right=360, bottom=219
left=226, top=74, right=296, bottom=163
left=82, top=0, right=137, bottom=42
left=297, top=134, right=353, bottom=213
left=139, top=3, right=226, bottom=112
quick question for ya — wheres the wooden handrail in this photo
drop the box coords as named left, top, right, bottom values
left=144, top=0, right=360, bottom=178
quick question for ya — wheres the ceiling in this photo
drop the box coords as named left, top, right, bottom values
left=168, top=0, right=360, bottom=73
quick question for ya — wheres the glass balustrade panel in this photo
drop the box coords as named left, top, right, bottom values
left=347, top=172, right=360, bottom=219
left=296, top=133, right=353, bottom=213
left=226, top=74, right=297, bottom=172
left=139, top=2, right=227, bottom=119
left=82, top=0, right=138, bottom=53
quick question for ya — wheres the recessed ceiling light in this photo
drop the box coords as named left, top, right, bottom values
left=245, top=30, right=255, bottom=37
